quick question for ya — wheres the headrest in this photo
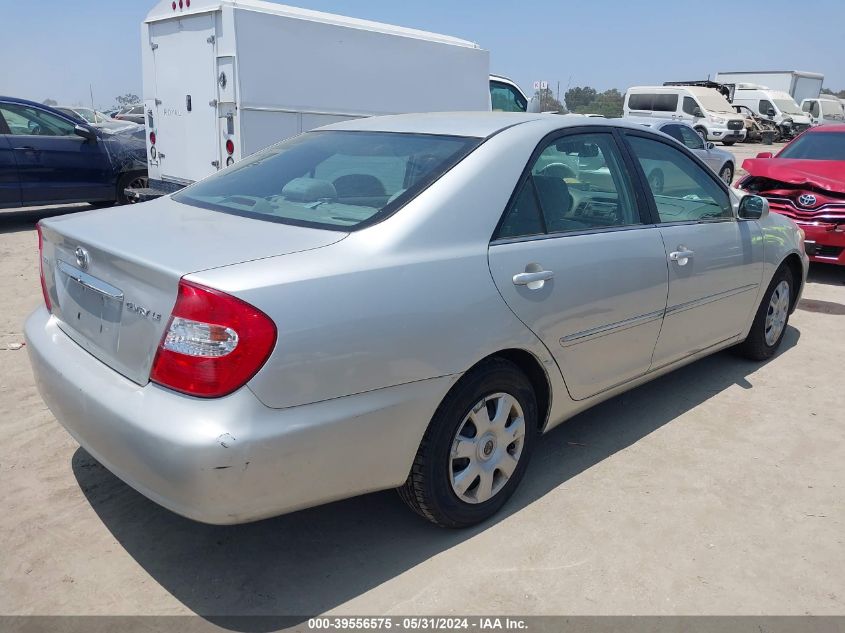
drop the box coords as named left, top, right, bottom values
left=282, top=178, right=337, bottom=202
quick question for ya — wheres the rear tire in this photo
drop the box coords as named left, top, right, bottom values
left=719, top=163, right=734, bottom=185
left=737, top=266, right=793, bottom=360
left=398, top=358, right=538, bottom=528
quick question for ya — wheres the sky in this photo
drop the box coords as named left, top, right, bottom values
left=2, top=0, right=844, bottom=109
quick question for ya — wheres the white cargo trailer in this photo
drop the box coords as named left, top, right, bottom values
left=714, top=71, right=824, bottom=105
left=136, top=0, right=516, bottom=200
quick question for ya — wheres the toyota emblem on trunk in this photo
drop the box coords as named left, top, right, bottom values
left=798, top=194, right=817, bottom=208
left=74, top=247, right=90, bottom=270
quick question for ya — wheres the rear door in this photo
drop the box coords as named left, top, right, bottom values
left=149, top=13, right=218, bottom=183
left=488, top=129, right=668, bottom=401
left=0, top=102, right=112, bottom=205
left=623, top=131, right=762, bottom=368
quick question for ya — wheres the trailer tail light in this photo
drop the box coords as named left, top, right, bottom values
left=225, top=139, right=234, bottom=155
left=179, top=0, right=183, bottom=8
left=172, top=1, right=176, bottom=9
left=149, top=131, right=156, bottom=145
left=36, top=222, right=51, bottom=312
left=186, top=0, right=190, bottom=6
left=150, top=280, right=276, bottom=398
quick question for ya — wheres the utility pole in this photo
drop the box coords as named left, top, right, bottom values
left=90, top=84, right=95, bottom=110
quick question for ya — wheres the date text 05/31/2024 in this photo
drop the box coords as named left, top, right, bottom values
left=307, top=617, right=528, bottom=630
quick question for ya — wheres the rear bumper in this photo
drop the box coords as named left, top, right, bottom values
left=25, top=307, right=453, bottom=524
left=796, top=221, right=845, bottom=265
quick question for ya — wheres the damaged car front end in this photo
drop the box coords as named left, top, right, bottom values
left=738, top=127, right=845, bottom=265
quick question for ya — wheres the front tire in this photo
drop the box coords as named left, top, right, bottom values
left=695, top=127, right=708, bottom=142
left=722, top=139, right=736, bottom=146
left=398, top=358, right=538, bottom=528
left=737, top=266, right=793, bottom=360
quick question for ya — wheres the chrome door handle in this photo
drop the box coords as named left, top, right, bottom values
left=513, top=269, right=554, bottom=287
left=668, top=248, right=695, bottom=265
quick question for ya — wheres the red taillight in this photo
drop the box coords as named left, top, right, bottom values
left=36, top=222, right=51, bottom=312
left=149, top=131, right=156, bottom=145
left=150, top=280, right=276, bottom=398
left=225, top=139, right=234, bottom=155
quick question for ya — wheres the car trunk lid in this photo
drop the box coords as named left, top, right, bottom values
left=39, top=197, right=345, bottom=385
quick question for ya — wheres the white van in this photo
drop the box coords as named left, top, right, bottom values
left=623, top=85, right=746, bottom=145
left=730, top=85, right=812, bottom=135
left=800, top=97, right=845, bottom=126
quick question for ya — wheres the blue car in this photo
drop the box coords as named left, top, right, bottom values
left=0, top=96, right=148, bottom=209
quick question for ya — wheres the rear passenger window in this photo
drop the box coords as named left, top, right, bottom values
left=497, top=133, right=641, bottom=239
left=627, top=135, right=731, bottom=222
left=628, top=94, right=653, bottom=111
left=653, top=94, right=678, bottom=112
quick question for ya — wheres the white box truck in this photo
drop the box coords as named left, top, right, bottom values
left=134, top=0, right=528, bottom=200
left=714, top=71, right=824, bottom=105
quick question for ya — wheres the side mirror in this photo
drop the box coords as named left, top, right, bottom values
left=74, top=124, right=97, bottom=142
left=767, top=108, right=776, bottom=117
left=705, top=142, right=715, bottom=150
left=756, top=152, right=773, bottom=159
left=738, top=195, right=769, bottom=220
left=693, top=108, right=704, bottom=118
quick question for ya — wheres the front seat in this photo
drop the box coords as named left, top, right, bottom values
left=332, top=174, right=386, bottom=207
left=531, top=175, right=573, bottom=232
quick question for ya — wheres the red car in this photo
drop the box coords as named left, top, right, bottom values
left=738, top=124, right=845, bottom=265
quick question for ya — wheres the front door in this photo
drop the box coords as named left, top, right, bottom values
left=623, top=132, right=763, bottom=368
left=488, top=130, right=669, bottom=401
left=0, top=132, right=21, bottom=208
left=0, top=102, right=112, bottom=205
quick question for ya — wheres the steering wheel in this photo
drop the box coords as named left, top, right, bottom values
left=538, top=162, right=577, bottom=181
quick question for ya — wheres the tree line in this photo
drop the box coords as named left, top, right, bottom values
left=533, top=86, right=624, bottom=117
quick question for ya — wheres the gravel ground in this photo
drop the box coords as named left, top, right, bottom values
left=1, top=192, right=843, bottom=625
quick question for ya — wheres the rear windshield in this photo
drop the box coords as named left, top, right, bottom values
left=778, top=132, right=845, bottom=160
left=174, top=131, right=480, bottom=230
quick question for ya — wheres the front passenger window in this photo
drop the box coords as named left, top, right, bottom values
left=678, top=126, right=705, bottom=150
left=0, top=104, right=76, bottom=137
left=627, top=135, right=732, bottom=222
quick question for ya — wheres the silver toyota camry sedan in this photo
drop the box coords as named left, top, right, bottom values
left=26, top=113, right=808, bottom=528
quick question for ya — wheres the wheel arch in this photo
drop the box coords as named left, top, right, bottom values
left=464, top=348, right=552, bottom=432
left=781, top=253, right=804, bottom=313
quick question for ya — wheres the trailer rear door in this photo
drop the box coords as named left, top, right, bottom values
left=149, top=14, right=218, bottom=183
